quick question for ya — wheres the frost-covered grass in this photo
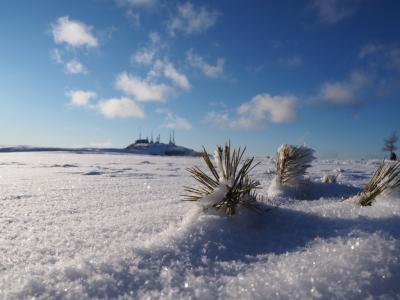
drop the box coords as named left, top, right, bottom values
left=184, top=143, right=262, bottom=215
left=1, top=152, right=399, bottom=299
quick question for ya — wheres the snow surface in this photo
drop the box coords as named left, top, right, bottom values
left=1, top=152, right=399, bottom=299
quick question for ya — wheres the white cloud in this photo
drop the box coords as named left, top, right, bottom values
left=51, top=16, right=98, bottom=48
left=237, top=94, right=297, bottom=127
left=67, top=90, right=97, bottom=106
left=116, top=0, right=157, bottom=8
left=163, top=112, right=192, bottom=130
left=67, top=90, right=144, bottom=119
left=168, top=2, right=220, bottom=35
left=115, top=72, right=172, bottom=102
left=317, top=71, right=369, bottom=105
left=206, top=93, right=297, bottom=129
left=309, top=0, right=362, bottom=24
left=163, top=62, right=191, bottom=90
left=98, top=97, right=145, bottom=118
left=187, top=49, right=224, bottom=78
left=65, top=59, right=87, bottom=74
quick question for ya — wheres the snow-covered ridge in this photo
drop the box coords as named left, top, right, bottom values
left=0, top=142, right=201, bottom=156
left=125, top=141, right=201, bottom=156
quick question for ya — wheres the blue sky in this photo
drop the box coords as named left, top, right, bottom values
left=0, top=0, right=399, bottom=158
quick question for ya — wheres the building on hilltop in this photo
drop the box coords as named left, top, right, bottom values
left=124, top=130, right=200, bottom=156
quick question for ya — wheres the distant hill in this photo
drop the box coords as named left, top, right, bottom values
left=125, top=140, right=201, bottom=156
left=0, top=143, right=201, bottom=157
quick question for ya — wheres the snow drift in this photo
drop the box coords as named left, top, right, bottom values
left=0, top=152, right=400, bottom=299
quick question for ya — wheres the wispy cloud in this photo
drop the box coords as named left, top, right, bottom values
left=50, top=49, right=87, bottom=75
left=163, top=62, right=191, bottom=90
left=117, top=0, right=158, bottom=29
left=133, top=48, right=157, bottom=65
left=187, top=49, right=224, bottom=78
left=67, top=90, right=97, bottom=106
left=131, top=32, right=161, bottom=65
left=168, top=2, right=220, bottom=36
left=278, top=55, right=303, bottom=68
left=130, top=32, right=190, bottom=96
left=115, top=72, right=172, bottom=102
left=116, top=0, right=157, bottom=8
left=207, top=93, right=297, bottom=129
left=315, top=71, right=370, bottom=105
left=209, top=101, right=227, bottom=108
left=126, top=10, right=141, bottom=28
left=51, top=16, right=98, bottom=48
left=50, top=48, right=64, bottom=64
left=98, top=97, right=145, bottom=118
left=309, top=0, right=363, bottom=25
left=358, top=43, right=386, bottom=59
left=161, top=111, right=192, bottom=130
left=65, top=59, right=87, bottom=74
left=312, top=44, right=400, bottom=106
left=358, top=43, right=400, bottom=97
left=205, top=111, right=233, bottom=128
left=359, top=42, right=400, bottom=71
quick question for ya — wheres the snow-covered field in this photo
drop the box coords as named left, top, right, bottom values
left=1, top=152, right=399, bottom=299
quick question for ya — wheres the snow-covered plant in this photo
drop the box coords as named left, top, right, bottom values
left=357, top=160, right=400, bottom=206
left=275, top=144, right=315, bottom=187
left=183, top=142, right=262, bottom=216
left=322, top=174, right=337, bottom=184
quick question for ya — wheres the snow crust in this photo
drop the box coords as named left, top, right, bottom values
left=1, top=153, right=399, bottom=299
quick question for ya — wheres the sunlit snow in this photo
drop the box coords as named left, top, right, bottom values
left=0, top=152, right=399, bottom=299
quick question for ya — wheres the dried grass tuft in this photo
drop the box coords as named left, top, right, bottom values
left=275, top=144, right=315, bottom=187
left=357, top=160, right=400, bottom=206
